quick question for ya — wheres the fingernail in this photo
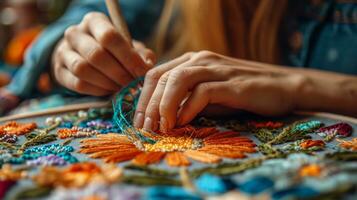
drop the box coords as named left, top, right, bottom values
left=133, top=112, right=144, bottom=128
left=160, top=117, right=168, bottom=133
left=146, top=58, right=154, bottom=67
left=143, top=117, right=153, bottom=131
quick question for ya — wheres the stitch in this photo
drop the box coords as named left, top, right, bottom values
left=317, top=123, right=353, bottom=142
left=0, top=121, right=37, bottom=136
left=80, top=126, right=256, bottom=167
left=299, top=164, right=322, bottom=177
left=57, top=127, right=98, bottom=139
left=336, top=138, right=357, bottom=151
left=33, top=162, right=122, bottom=188
left=0, top=134, right=17, bottom=143
left=26, top=154, right=67, bottom=166
left=0, top=164, right=27, bottom=181
left=18, top=133, right=57, bottom=153
left=268, top=121, right=322, bottom=145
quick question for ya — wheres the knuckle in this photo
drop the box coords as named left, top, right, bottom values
left=157, top=73, right=169, bottom=86
left=83, top=12, right=103, bottom=22
left=196, top=83, right=212, bottom=95
left=73, top=79, right=86, bottom=92
left=145, top=69, right=162, bottom=82
left=64, top=26, right=76, bottom=39
left=87, top=47, right=105, bottom=63
left=182, top=51, right=195, bottom=58
left=191, top=50, right=215, bottom=61
left=169, top=69, right=189, bottom=84
left=146, top=101, right=160, bottom=116
left=71, top=59, right=87, bottom=76
left=159, top=102, right=169, bottom=114
left=98, top=28, right=118, bottom=47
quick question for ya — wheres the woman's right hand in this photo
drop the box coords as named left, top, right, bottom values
left=51, top=12, right=156, bottom=96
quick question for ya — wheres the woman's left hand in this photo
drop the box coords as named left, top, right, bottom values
left=134, top=51, right=306, bottom=132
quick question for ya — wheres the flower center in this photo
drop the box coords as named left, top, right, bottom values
left=143, top=136, right=203, bottom=152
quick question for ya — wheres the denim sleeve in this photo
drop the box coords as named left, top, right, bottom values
left=6, top=0, right=163, bottom=98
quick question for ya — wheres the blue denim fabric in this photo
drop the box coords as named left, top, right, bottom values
left=6, top=0, right=164, bottom=98
left=283, top=0, right=357, bottom=74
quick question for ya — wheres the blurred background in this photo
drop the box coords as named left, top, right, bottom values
left=0, top=0, right=71, bottom=88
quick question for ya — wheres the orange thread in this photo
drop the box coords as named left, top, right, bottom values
left=0, top=121, right=37, bottom=136
left=300, top=140, right=325, bottom=150
left=79, top=126, right=256, bottom=167
left=336, top=138, right=357, bottom=151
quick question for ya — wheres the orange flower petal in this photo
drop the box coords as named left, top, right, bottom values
left=103, top=151, right=141, bottom=163
left=204, top=137, right=253, bottom=145
left=203, top=131, right=240, bottom=140
left=198, top=148, right=246, bottom=159
left=165, top=152, right=190, bottom=167
left=201, top=144, right=256, bottom=153
left=132, top=152, right=166, bottom=165
left=192, top=127, right=219, bottom=138
left=183, top=150, right=221, bottom=163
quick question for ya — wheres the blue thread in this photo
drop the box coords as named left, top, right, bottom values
left=146, top=186, right=202, bottom=200
left=195, top=174, right=236, bottom=194
left=112, top=77, right=156, bottom=144
left=272, top=186, right=318, bottom=200
left=239, top=176, right=274, bottom=195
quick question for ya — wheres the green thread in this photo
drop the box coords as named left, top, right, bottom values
left=11, top=186, right=52, bottom=200
left=0, top=141, right=17, bottom=150
left=267, top=121, right=322, bottom=145
left=254, top=129, right=275, bottom=143
left=124, top=164, right=178, bottom=177
left=121, top=175, right=181, bottom=186
left=325, top=152, right=357, bottom=161
left=18, top=133, right=57, bottom=153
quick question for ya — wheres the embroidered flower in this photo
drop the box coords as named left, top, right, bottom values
left=299, top=140, right=325, bottom=150
left=79, top=126, right=256, bottom=167
left=317, top=123, right=352, bottom=141
left=299, top=164, right=323, bottom=177
left=0, top=164, right=27, bottom=181
left=57, top=127, right=98, bottom=139
left=0, top=121, right=37, bottom=136
left=33, top=162, right=122, bottom=188
left=336, top=138, right=357, bottom=151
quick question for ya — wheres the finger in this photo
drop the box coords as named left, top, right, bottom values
left=65, top=26, right=133, bottom=86
left=59, top=44, right=120, bottom=91
left=159, top=67, right=225, bottom=131
left=133, top=53, right=192, bottom=128
left=55, top=64, right=112, bottom=96
left=177, top=82, right=232, bottom=126
left=133, top=41, right=156, bottom=67
left=84, top=13, right=148, bottom=77
left=141, top=72, right=171, bottom=131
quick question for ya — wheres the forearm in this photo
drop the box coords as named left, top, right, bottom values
left=294, top=68, right=357, bottom=116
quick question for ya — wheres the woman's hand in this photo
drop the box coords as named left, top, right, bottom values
left=134, top=51, right=307, bottom=132
left=52, top=12, right=156, bottom=96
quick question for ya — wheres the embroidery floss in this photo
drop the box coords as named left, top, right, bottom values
left=299, top=164, right=322, bottom=177
left=26, top=154, right=67, bottom=166
left=33, top=162, right=122, bottom=188
left=0, top=134, right=17, bottom=143
left=0, top=164, right=27, bottom=181
left=336, top=138, right=357, bottom=151
left=57, top=127, right=98, bottom=139
left=268, top=121, right=323, bottom=145
left=0, top=121, right=37, bottom=136
left=317, top=123, right=353, bottom=142
left=79, top=126, right=256, bottom=167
